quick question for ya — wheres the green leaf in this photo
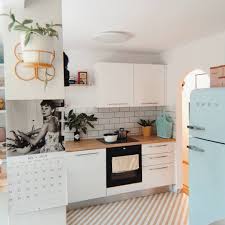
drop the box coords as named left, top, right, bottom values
left=10, top=13, right=15, bottom=22
left=24, top=32, right=31, bottom=46
left=32, top=29, right=43, bottom=35
left=14, top=25, right=29, bottom=31
left=22, top=19, right=33, bottom=25
left=8, top=21, right=14, bottom=31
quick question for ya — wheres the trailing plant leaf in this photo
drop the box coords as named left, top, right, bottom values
left=8, top=21, right=14, bottom=31
left=22, top=19, right=33, bottom=25
left=24, top=32, right=31, bottom=46
left=0, top=10, right=62, bottom=46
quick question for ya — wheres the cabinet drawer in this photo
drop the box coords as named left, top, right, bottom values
left=142, top=143, right=173, bottom=155
left=143, top=163, right=175, bottom=188
left=142, top=152, right=174, bottom=166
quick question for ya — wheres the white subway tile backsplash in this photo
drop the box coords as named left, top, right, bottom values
left=64, top=106, right=176, bottom=140
left=119, top=107, right=130, bottom=112
left=115, top=112, right=125, bottom=118
left=110, top=107, right=120, bottom=112
left=103, top=112, right=115, bottom=118
left=135, top=111, right=145, bottom=117
left=124, top=111, right=134, bottom=117
left=98, top=108, right=110, bottom=113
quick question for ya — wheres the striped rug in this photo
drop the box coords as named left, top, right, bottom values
left=67, top=192, right=189, bottom=225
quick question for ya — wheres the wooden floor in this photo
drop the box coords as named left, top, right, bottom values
left=67, top=192, right=189, bottom=225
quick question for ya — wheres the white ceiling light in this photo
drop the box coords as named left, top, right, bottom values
left=93, top=31, right=133, bottom=44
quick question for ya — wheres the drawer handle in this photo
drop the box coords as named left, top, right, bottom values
left=76, top=152, right=99, bottom=157
left=149, top=166, right=168, bottom=171
left=147, top=144, right=167, bottom=148
left=141, top=102, right=158, bottom=105
left=149, top=155, right=168, bottom=159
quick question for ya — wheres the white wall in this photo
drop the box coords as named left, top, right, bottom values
left=0, top=192, right=8, bottom=225
left=64, top=49, right=162, bottom=107
left=1, top=0, right=64, bottom=100
left=161, top=31, right=225, bottom=189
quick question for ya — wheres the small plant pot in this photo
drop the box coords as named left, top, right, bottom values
left=74, top=131, right=80, bottom=142
left=20, top=34, right=54, bottom=65
left=142, top=126, right=152, bottom=137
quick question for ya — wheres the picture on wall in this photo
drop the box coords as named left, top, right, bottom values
left=6, top=99, right=65, bottom=157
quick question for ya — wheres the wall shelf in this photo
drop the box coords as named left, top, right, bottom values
left=0, top=87, right=5, bottom=90
left=68, top=84, right=91, bottom=87
left=0, top=110, right=6, bottom=114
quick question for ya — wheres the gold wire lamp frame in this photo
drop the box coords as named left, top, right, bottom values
left=14, top=43, right=55, bottom=82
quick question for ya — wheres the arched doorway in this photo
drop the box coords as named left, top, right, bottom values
left=181, top=69, right=210, bottom=194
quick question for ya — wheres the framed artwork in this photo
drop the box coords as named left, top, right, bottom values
left=78, top=71, right=88, bottom=84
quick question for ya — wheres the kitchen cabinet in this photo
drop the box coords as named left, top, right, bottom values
left=66, top=149, right=106, bottom=203
left=95, top=62, right=133, bottom=107
left=133, top=64, right=165, bottom=106
left=142, top=142, right=175, bottom=189
left=95, top=62, right=166, bottom=107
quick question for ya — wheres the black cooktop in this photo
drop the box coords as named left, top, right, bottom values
left=97, top=137, right=138, bottom=144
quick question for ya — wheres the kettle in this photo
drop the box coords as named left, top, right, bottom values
left=115, top=128, right=130, bottom=140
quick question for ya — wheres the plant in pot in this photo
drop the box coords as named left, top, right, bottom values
left=138, top=119, right=155, bottom=137
left=1, top=10, right=61, bottom=65
left=65, top=110, right=98, bottom=141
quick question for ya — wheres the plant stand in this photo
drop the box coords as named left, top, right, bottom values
left=14, top=43, right=55, bottom=82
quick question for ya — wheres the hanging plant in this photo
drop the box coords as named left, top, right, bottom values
left=1, top=10, right=62, bottom=87
left=1, top=10, right=62, bottom=46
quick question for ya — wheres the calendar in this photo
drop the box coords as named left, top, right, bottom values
left=7, top=152, right=68, bottom=214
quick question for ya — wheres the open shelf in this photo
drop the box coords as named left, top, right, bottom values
left=0, top=110, right=6, bottom=114
left=68, top=84, right=91, bottom=87
left=0, top=87, right=5, bottom=90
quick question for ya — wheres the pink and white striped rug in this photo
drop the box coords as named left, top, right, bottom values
left=67, top=192, right=189, bottom=225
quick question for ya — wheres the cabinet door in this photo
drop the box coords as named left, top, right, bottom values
left=95, top=63, right=133, bottom=107
left=66, top=149, right=106, bottom=203
left=133, top=64, right=165, bottom=106
left=190, top=138, right=225, bottom=225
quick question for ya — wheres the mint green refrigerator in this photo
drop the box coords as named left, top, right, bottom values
left=189, top=88, right=225, bottom=225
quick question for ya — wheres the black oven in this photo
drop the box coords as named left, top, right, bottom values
left=106, top=145, right=142, bottom=187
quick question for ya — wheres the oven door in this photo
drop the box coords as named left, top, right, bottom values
left=106, top=145, right=142, bottom=187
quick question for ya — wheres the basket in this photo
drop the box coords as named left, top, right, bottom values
left=156, top=113, right=173, bottom=138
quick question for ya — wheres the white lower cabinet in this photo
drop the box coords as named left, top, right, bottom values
left=66, top=149, right=106, bottom=203
left=142, top=143, right=175, bottom=189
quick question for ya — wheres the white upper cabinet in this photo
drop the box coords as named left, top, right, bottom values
left=95, top=63, right=166, bottom=107
left=95, top=63, right=134, bottom=107
left=133, top=64, right=165, bottom=106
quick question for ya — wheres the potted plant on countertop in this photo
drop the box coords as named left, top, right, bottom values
left=1, top=10, right=62, bottom=64
left=138, top=119, right=155, bottom=137
left=65, top=110, right=98, bottom=141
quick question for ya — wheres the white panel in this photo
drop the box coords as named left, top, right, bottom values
left=133, top=64, right=165, bottom=106
left=67, top=149, right=106, bottom=203
left=95, top=62, right=133, bottom=107
left=9, top=206, right=66, bottom=225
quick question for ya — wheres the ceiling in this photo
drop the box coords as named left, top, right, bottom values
left=62, top=0, right=225, bottom=53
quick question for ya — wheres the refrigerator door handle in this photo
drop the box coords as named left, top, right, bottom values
left=187, top=145, right=205, bottom=152
left=187, top=125, right=205, bottom=131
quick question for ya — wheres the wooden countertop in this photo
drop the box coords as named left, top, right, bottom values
left=65, top=135, right=176, bottom=152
